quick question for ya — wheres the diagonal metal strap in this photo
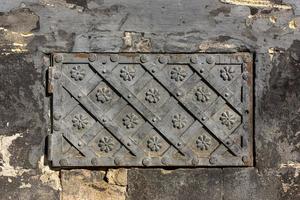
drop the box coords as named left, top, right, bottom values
left=189, top=63, right=243, bottom=115
left=61, top=125, right=98, bottom=158
left=61, top=74, right=142, bottom=157
left=89, top=63, right=196, bottom=158
left=140, top=65, right=242, bottom=156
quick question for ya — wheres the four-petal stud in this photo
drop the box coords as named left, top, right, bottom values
left=123, top=113, right=139, bottom=129
left=147, top=136, right=162, bottom=152
left=220, top=66, right=235, bottom=81
left=170, top=66, right=187, bottom=82
left=72, top=114, right=88, bottom=129
left=195, top=86, right=211, bottom=102
left=96, top=87, right=112, bottom=103
left=98, top=137, right=114, bottom=153
left=70, top=65, right=86, bottom=81
left=172, top=114, right=187, bottom=129
left=220, top=110, right=236, bottom=130
left=196, top=135, right=211, bottom=150
left=145, top=88, right=160, bottom=103
left=120, top=65, right=136, bottom=81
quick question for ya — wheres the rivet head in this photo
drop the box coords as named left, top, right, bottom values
left=201, top=116, right=206, bottom=121
left=190, top=55, right=198, bottom=64
left=177, top=142, right=182, bottom=147
left=152, top=117, right=157, bottom=122
left=176, top=91, right=182, bottom=97
left=78, top=94, right=82, bottom=98
left=114, top=157, right=122, bottom=165
left=161, top=157, right=169, bottom=165
left=53, top=124, right=60, bottom=131
left=110, top=55, right=119, bottom=62
left=192, top=157, right=199, bottom=166
left=59, top=159, right=68, bottom=166
left=225, top=140, right=232, bottom=146
left=242, top=156, right=248, bottom=163
left=151, top=68, right=156, bottom=73
left=54, top=55, right=63, bottom=63
left=140, top=55, right=148, bottom=63
left=102, top=118, right=107, bottom=123
left=142, top=158, right=150, bottom=166
left=88, top=53, right=97, bottom=62
left=53, top=112, right=61, bottom=120
left=102, top=69, right=107, bottom=74
left=209, top=157, right=217, bottom=164
left=206, top=56, right=214, bottom=64
left=242, top=73, right=248, bottom=80
left=127, top=142, right=131, bottom=146
left=158, top=56, right=168, bottom=64
left=54, top=73, right=61, bottom=79
left=199, top=68, right=204, bottom=73
left=224, top=93, right=229, bottom=98
left=102, top=58, right=107, bottom=64
left=91, top=158, right=98, bottom=166
left=128, top=94, right=132, bottom=98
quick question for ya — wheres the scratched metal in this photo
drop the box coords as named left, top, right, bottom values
left=48, top=53, right=254, bottom=167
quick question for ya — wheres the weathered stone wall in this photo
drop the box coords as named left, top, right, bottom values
left=0, top=0, right=299, bottom=199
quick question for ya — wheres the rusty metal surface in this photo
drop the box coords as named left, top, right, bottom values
left=48, top=53, right=253, bottom=167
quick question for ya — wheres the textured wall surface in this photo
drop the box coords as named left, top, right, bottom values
left=0, top=0, right=299, bottom=199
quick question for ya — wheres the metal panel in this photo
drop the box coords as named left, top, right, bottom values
left=48, top=53, right=253, bottom=167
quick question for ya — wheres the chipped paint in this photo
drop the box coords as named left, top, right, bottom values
left=280, top=161, right=300, bottom=178
left=19, top=182, right=32, bottom=189
left=38, top=156, right=61, bottom=191
left=0, top=26, right=34, bottom=54
left=220, top=0, right=293, bottom=9
left=199, top=41, right=237, bottom=51
left=288, top=19, right=297, bottom=30
left=0, top=133, right=30, bottom=177
left=160, top=169, right=174, bottom=175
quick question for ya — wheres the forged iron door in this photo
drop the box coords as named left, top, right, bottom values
left=48, top=53, right=253, bottom=167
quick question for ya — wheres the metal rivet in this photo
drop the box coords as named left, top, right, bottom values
left=78, top=94, right=82, bottom=98
left=78, top=141, right=82, bottom=146
left=54, top=55, right=62, bottom=63
left=102, top=118, right=107, bottom=123
left=102, top=69, right=107, bottom=74
left=161, top=157, right=168, bottom=165
left=190, top=55, right=198, bottom=64
left=206, top=56, right=214, bottom=64
left=91, top=158, right=98, bottom=166
left=53, top=112, right=61, bottom=120
left=102, top=58, right=107, bottom=64
left=242, top=73, right=248, bottom=80
left=53, top=124, right=60, bottom=131
left=177, top=142, right=182, bottom=147
left=59, top=159, right=68, bottom=166
left=176, top=91, right=182, bottom=97
left=54, top=73, right=61, bottom=79
left=127, top=142, right=131, bottom=146
left=209, top=157, right=217, bottom=164
left=158, top=56, right=167, bottom=64
left=225, top=140, right=232, bottom=146
left=151, top=68, right=156, bottom=73
left=128, top=94, right=132, bottom=98
left=224, top=93, right=229, bottom=98
left=140, top=55, right=148, bottom=63
left=110, top=55, right=119, bottom=62
left=114, top=157, right=121, bottom=165
left=201, top=117, right=206, bottom=121
left=199, top=68, right=204, bottom=73
left=142, top=158, right=150, bottom=166
left=152, top=117, right=157, bottom=122
left=192, top=157, right=199, bottom=166
left=242, top=156, right=248, bottom=163
left=88, top=53, right=97, bottom=62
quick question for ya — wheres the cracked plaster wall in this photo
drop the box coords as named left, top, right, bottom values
left=0, top=0, right=299, bottom=199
